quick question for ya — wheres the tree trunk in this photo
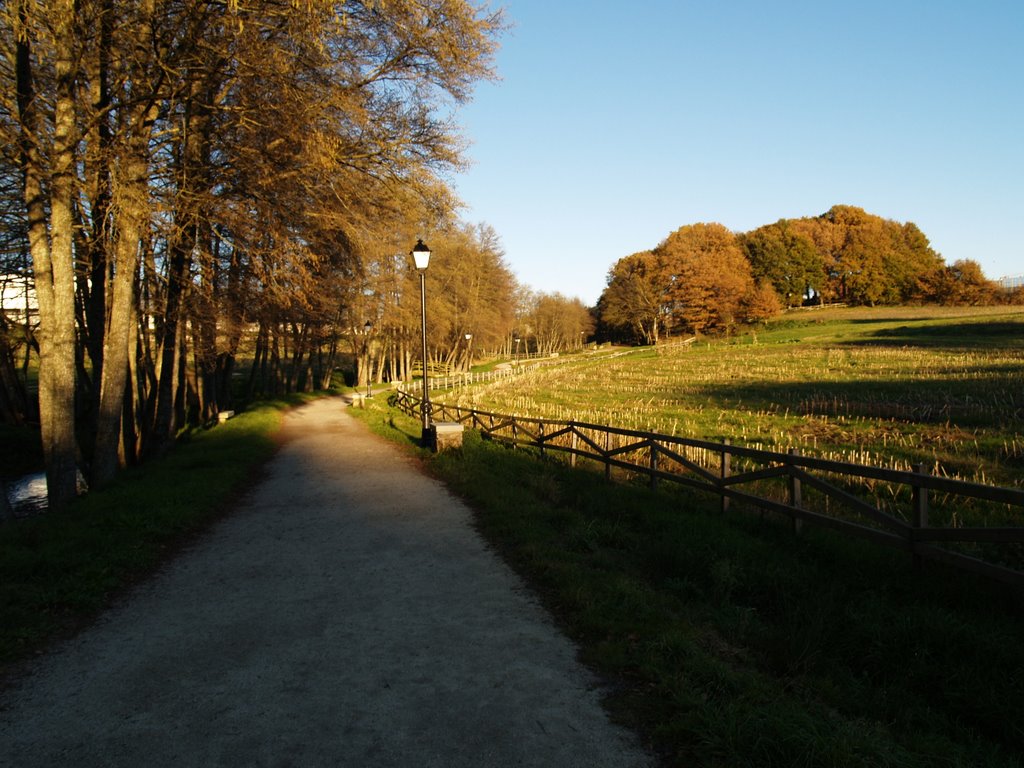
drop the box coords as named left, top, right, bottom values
left=121, top=290, right=143, bottom=467
left=216, top=242, right=244, bottom=409
left=248, top=321, right=267, bottom=398
left=269, top=324, right=283, bottom=395
left=15, top=2, right=80, bottom=509
left=148, top=230, right=191, bottom=455
left=93, top=147, right=150, bottom=488
left=0, top=315, right=30, bottom=424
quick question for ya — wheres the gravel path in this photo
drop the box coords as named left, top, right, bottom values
left=0, top=397, right=654, bottom=767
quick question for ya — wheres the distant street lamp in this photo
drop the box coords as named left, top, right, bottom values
left=514, top=336, right=521, bottom=367
left=464, top=333, right=473, bottom=371
left=411, top=239, right=431, bottom=436
left=363, top=320, right=373, bottom=398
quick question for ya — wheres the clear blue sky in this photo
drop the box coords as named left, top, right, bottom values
left=452, top=0, right=1023, bottom=305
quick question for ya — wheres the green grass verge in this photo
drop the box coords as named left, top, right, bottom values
left=354, top=399, right=1024, bottom=767
left=0, top=394, right=318, bottom=669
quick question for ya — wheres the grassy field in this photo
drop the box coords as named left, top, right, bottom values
left=450, top=306, right=1024, bottom=489
left=353, top=401, right=1024, bottom=767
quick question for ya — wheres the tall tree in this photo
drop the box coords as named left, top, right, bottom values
left=738, top=220, right=823, bottom=306
left=9, top=0, right=81, bottom=508
left=91, top=0, right=165, bottom=485
left=523, top=292, right=593, bottom=355
left=789, top=205, right=944, bottom=305
left=654, top=223, right=755, bottom=334
left=599, top=251, right=664, bottom=344
left=0, top=151, right=33, bottom=424
left=924, top=259, right=998, bottom=305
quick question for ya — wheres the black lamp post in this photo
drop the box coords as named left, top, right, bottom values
left=464, top=332, right=472, bottom=371
left=411, top=239, right=431, bottom=436
left=514, top=336, right=521, bottom=367
left=363, top=320, right=373, bottom=398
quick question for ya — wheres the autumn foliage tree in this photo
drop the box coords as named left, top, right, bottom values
left=654, top=223, right=757, bottom=334
left=378, top=223, right=517, bottom=378
left=742, top=281, right=784, bottom=325
left=598, top=224, right=768, bottom=342
left=521, top=292, right=594, bottom=355
left=596, top=205, right=979, bottom=346
left=787, top=206, right=945, bottom=305
left=0, top=0, right=504, bottom=506
left=923, top=259, right=999, bottom=305
left=597, top=251, right=665, bottom=344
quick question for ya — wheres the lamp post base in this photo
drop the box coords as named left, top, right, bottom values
left=422, top=422, right=464, bottom=452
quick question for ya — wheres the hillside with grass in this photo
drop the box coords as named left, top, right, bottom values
left=452, top=305, right=1024, bottom=489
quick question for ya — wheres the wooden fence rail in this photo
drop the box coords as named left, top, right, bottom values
left=401, top=366, right=521, bottom=394
left=402, top=346, right=642, bottom=395
left=392, top=388, right=1024, bottom=590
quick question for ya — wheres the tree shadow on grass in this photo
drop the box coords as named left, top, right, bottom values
left=676, top=370, right=1022, bottom=427
left=841, top=320, right=1024, bottom=350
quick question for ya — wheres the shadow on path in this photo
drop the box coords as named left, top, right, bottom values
left=0, top=398, right=653, bottom=768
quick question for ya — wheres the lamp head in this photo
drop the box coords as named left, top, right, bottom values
left=411, top=239, right=431, bottom=270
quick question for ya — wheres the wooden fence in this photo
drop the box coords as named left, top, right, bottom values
left=402, top=350, right=587, bottom=394
left=392, top=388, right=1024, bottom=590
left=401, top=366, right=520, bottom=393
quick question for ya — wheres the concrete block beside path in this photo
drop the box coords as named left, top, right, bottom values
left=428, top=421, right=464, bottom=452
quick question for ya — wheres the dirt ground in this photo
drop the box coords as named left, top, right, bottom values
left=0, top=397, right=654, bottom=767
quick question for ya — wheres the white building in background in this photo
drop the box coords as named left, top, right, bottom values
left=998, top=274, right=1024, bottom=290
left=1, top=273, right=36, bottom=321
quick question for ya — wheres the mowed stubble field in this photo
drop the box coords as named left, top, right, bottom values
left=456, top=305, right=1024, bottom=491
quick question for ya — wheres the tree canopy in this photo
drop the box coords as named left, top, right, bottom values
left=0, top=0, right=508, bottom=506
left=598, top=205, right=1005, bottom=345
left=600, top=224, right=760, bottom=341
left=597, top=251, right=664, bottom=345
left=787, top=205, right=946, bottom=305
left=655, top=223, right=756, bottom=334
left=737, top=220, right=823, bottom=307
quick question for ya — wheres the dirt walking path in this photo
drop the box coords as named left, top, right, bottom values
left=0, top=398, right=654, bottom=767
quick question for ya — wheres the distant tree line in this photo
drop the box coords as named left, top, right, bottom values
left=597, top=205, right=1018, bottom=344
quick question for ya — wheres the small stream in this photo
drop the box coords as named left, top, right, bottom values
left=3, top=472, right=49, bottom=519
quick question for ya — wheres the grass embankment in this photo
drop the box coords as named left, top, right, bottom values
left=355, top=401, right=1024, bottom=767
left=0, top=395, right=314, bottom=669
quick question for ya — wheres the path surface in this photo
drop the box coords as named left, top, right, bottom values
left=0, top=398, right=654, bottom=767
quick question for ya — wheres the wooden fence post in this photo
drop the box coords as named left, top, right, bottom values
left=604, top=431, right=611, bottom=481
left=789, top=448, right=803, bottom=535
left=570, top=428, right=578, bottom=468
left=538, top=421, right=545, bottom=460
left=721, top=438, right=730, bottom=513
left=912, top=462, right=929, bottom=570
left=649, top=442, right=659, bottom=490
